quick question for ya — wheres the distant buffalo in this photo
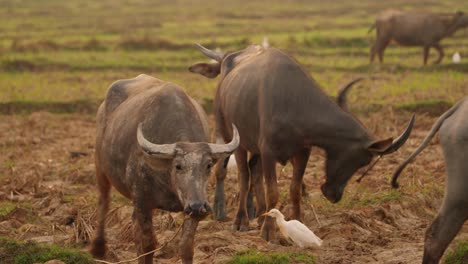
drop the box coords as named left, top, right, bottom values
left=190, top=44, right=414, bottom=242
left=369, top=10, right=468, bottom=64
left=90, top=74, right=239, bottom=264
left=392, top=97, right=468, bottom=264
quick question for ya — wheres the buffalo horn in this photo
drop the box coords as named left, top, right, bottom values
left=380, top=114, right=416, bottom=155
left=208, top=125, right=240, bottom=156
left=137, top=123, right=176, bottom=157
left=336, top=77, right=365, bottom=111
left=195, top=43, right=223, bottom=62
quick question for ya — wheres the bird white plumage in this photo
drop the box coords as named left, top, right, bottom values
left=262, top=36, right=270, bottom=48
left=263, top=208, right=322, bottom=248
left=452, top=52, right=461, bottom=64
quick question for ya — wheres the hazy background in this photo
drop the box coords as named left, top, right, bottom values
left=1, top=0, right=467, bottom=112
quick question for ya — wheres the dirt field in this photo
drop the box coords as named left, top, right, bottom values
left=0, top=107, right=466, bottom=263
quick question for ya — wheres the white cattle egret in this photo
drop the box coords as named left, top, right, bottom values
left=452, top=52, right=461, bottom=64
left=262, top=209, right=322, bottom=248
left=262, top=36, right=269, bottom=48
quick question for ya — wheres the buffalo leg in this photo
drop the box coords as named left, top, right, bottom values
left=374, top=28, right=390, bottom=64
left=246, top=155, right=257, bottom=220
left=132, top=204, right=156, bottom=264
left=232, top=148, right=250, bottom=232
left=289, top=148, right=311, bottom=221
left=213, top=156, right=230, bottom=220
left=260, top=151, right=279, bottom=242
left=179, top=218, right=199, bottom=264
left=249, top=155, right=266, bottom=225
left=377, top=39, right=390, bottom=64
left=370, top=28, right=379, bottom=63
left=423, top=46, right=430, bottom=65
left=432, top=44, right=444, bottom=65
left=246, top=185, right=255, bottom=220
left=422, top=202, right=467, bottom=264
left=90, top=169, right=111, bottom=258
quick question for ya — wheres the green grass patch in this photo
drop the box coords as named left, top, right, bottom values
left=0, top=0, right=467, bottom=112
left=0, top=236, right=93, bottom=264
left=445, top=240, right=468, bottom=264
left=0, top=100, right=100, bottom=115
left=227, top=249, right=316, bottom=264
left=357, top=189, right=401, bottom=207
left=0, top=202, right=16, bottom=218
left=394, top=100, right=453, bottom=117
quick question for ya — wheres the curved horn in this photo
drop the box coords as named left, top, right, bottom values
left=380, top=114, right=416, bottom=156
left=208, top=125, right=240, bottom=156
left=336, top=77, right=365, bottom=111
left=137, top=123, right=176, bottom=158
left=195, top=43, right=223, bottom=62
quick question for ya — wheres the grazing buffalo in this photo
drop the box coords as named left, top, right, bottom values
left=392, top=97, right=468, bottom=264
left=369, top=10, right=468, bottom=64
left=90, top=74, right=239, bottom=264
left=189, top=44, right=414, bottom=241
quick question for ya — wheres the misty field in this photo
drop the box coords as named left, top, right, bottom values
left=0, top=0, right=467, bottom=263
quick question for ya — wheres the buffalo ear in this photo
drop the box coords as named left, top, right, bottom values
left=188, top=62, right=221, bottom=78
left=367, top=137, right=393, bottom=154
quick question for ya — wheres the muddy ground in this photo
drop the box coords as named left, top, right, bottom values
left=0, top=109, right=467, bottom=264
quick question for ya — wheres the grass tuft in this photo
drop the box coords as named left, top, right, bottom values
left=0, top=202, right=16, bottom=219
left=227, top=249, right=316, bottom=264
left=0, top=236, right=93, bottom=264
left=445, top=240, right=468, bottom=264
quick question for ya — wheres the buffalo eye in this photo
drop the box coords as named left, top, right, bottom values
left=175, top=164, right=183, bottom=171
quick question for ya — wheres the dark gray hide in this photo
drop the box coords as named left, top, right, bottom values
left=392, top=97, right=468, bottom=264
left=189, top=45, right=414, bottom=241
left=90, top=74, right=239, bottom=264
left=369, top=10, right=468, bottom=64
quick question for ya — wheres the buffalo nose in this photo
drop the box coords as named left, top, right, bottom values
left=321, top=184, right=341, bottom=204
left=184, top=202, right=212, bottom=218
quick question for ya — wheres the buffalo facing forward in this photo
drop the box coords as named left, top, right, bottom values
left=90, top=74, right=239, bottom=264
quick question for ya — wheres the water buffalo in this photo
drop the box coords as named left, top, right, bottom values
left=189, top=44, right=414, bottom=241
left=369, top=10, right=468, bottom=64
left=90, top=74, right=239, bottom=264
left=392, top=97, right=468, bottom=264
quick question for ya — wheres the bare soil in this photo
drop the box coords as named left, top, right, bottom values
left=0, top=109, right=467, bottom=264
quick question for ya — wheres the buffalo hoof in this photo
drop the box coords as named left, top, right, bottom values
left=232, top=209, right=249, bottom=231
left=181, top=258, right=193, bottom=264
left=260, top=218, right=276, bottom=242
left=214, top=211, right=226, bottom=221
left=232, top=222, right=249, bottom=232
left=90, top=237, right=107, bottom=258
left=213, top=201, right=226, bottom=221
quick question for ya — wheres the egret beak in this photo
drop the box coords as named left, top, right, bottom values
left=261, top=212, right=269, bottom=217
